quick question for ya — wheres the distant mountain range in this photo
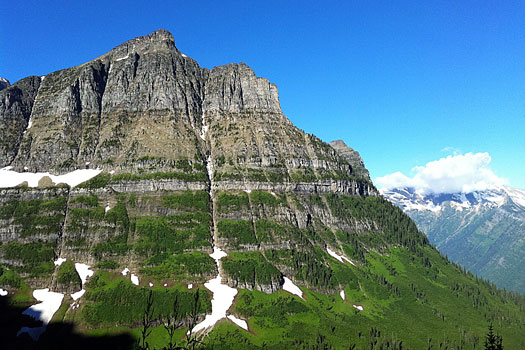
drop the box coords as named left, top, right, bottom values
left=382, top=185, right=525, bottom=293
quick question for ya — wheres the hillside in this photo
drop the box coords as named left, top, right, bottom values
left=0, top=30, right=523, bottom=350
left=382, top=186, right=525, bottom=293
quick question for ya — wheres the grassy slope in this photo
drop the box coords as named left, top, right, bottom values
left=2, top=185, right=524, bottom=349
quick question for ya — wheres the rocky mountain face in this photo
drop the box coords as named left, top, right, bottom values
left=382, top=186, right=525, bottom=293
left=329, top=139, right=370, bottom=179
left=0, top=29, right=377, bottom=293
left=1, top=30, right=524, bottom=349
left=0, top=77, right=10, bottom=91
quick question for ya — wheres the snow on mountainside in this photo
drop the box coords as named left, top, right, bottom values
left=381, top=185, right=524, bottom=215
left=381, top=185, right=525, bottom=293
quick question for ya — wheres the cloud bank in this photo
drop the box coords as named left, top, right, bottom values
left=375, top=152, right=507, bottom=194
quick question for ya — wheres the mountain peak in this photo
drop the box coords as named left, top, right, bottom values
left=0, top=77, right=10, bottom=91
left=329, top=139, right=370, bottom=179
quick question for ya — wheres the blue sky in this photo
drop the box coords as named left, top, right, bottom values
left=1, top=1, right=524, bottom=189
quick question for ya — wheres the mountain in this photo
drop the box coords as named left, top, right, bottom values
left=0, top=30, right=524, bottom=349
left=381, top=186, right=525, bottom=293
left=329, top=139, right=370, bottom=179
left=0, top=77, right=10, bottom=91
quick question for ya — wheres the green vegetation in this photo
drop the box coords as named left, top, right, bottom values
left=57, top=260, right=82, bottom=285
left=96, top=260, right=119, bottom=270
left=133, top=213, right=210, bottom=256
left=254, top=220, right=300, bottom=243
left=325, top=194, right=429, bottom=250
left=92, top=234, right=130, bottom=257
left=250, top=191, right=282, bottom=206
left=77, top=171, right=208, bottom=190
left=71, top=194, right=100, bottom=207
left=162, top=191, right=209, bottom=212
left=2, top=241, right=55, bottom=275
left=0, top=197, right=66, bottom=237
left=217, top=192, right=249, bottom=213
left=222, top=252, right=282, bottom=286
left=82, top=271, right=211, bottom=326
left=0, top=266, right=21, bottom=287
left=140, top=252, right=216, bottom=280
left=217, top=220, right=257, bottom=246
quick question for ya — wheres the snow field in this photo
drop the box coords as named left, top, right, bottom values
left=192, top=247, right=248, bottom=333
left=70, top=263, right=93, bottom=301
left=283, top=277, right=303, bottom=299
left=17, top=289, right=64, bottom=340
left=0, top=168, right=102, bottom=188
left=54, top=257, right=66, bottom=266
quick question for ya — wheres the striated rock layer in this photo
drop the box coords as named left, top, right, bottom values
left=0, top=29, right=383, bottom=295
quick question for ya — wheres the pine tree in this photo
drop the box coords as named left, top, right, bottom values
left=484, top=323, right=504, bottom=350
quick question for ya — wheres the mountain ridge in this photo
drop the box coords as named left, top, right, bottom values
left=0, top=30, right=524, bottom=349
left=381, top=185, right=525, bottom=293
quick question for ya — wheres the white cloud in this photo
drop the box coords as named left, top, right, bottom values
left=375, top=152, right=507, bottom=194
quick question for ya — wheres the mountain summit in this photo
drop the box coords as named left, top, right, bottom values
left=0, top=30, right=524, bottom=349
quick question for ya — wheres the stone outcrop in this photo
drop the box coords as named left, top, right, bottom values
left=329, top=139, right=370, bottom=179
left=0, top=76, right=41, bottom=166
left=0, top=77, right=10, bottom=91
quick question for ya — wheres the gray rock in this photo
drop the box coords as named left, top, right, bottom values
left=0, top=76, right=41, bottom=167
left=329, top=139, right=370, bottom=179
left=0, top=77, right=10, bottom=91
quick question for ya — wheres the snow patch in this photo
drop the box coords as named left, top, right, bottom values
left=23, top=118, right=33, bottom=135
left=181, top=53, right=188, bottom=58
left=74, top=263, right=93, bottom=285
left=71, top=289, right=86, bottom=301
left=116, top=54, right=129, bottom=61
left=131, top=274, right=139, bottom=286
left=504, top=186, right=525, bottom=207
left=339, top=290, right=345, bottom=300
left=105, top=203, right=111, bottom=212
left=164, top=283, right=168, bottom=287
left=109, top=170, right=115, bottom=175
left=70, top=263, right=93, bottom=301
left=327, top=248, right=356, bottom=266
left=192, top=247, right=246, bottom=333
left=244, top=189, right=252, bottom=194
left=227, top=315, right=248, bottom=330
left=200, top=112, right=209, bottom=141
left=0, top=288, right=7, bottom=296
left=283, top=277, right=303, bottom=299
left=54, top=258, right=66, bottom=266
left=121, top=268, right=130, bottom=276
left=0, top=168, right=102, bottom=188
left=17, top=289, right=64, bottom=340
left=149, top=282, right=153, bottom=287
left=353, top=304, right=364, bottom=311
left=188, top=283, right=193, bottom=289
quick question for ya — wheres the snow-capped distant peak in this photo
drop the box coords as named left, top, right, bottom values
left=381, top=185, right=524, bottom=214
left=503, top=186, right=525, bottom=207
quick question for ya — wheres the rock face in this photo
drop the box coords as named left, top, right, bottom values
left=329, top=140, right=370, bottom=179
left=0, top=29, right=386, bottom=294
left=0, top=76, right=41, bottom=166
left=0, top=77, right=10, bottom=91
left=382, top=186, right=525, bottom=293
